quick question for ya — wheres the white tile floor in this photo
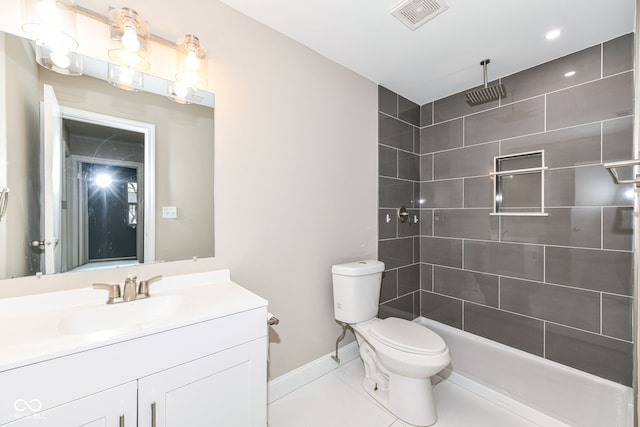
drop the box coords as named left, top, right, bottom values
left=268, top=358, right=542, bottom=427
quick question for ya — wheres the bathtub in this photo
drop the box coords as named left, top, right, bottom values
left=417, top=317, right=634, bottom=427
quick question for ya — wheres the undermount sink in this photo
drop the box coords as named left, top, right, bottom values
left=58, top=295, right=182, bottom=335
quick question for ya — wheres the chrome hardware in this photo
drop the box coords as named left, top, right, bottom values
left=119, top=414, right=125, bottom=427
left=398, top=206, right=409, bottom=223
left=137, top=275, right=163, bottom=299
left=30, top=240, right=45, bottom=247
left=604, top=159, right=640, bottom=185
left=331, top=322, right=349, bottom=364
left=123, top=275, right=138, bottom=302
left=151, top=402, right=156, bottom=427
left=0, top=187, right=8, bottom=221
left=92, top=283, right=122, bottom=304
left=267, top=314, right=280, bottom=326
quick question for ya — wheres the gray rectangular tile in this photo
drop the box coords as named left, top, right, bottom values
left=420, top=237, right=462, bottom=268
left=419, top=180, right=463, bottom=208
left=500, top=277, right=600, bottom=332
left=433, top=84, right=499, bottom=124
left=502, top=45, right=601, bottom=104
left=603, top=207, right=633, bottom=251
left=545, top=323, right=632, bottom=386
left=419, top=209, right=433, bottom=236
left=501, top=123, right=601, bottom=168
left=547, top=72, right=633, bottom=130
left=379, top=145, right=397, bottom=177
left=545, top=165, right=633, bottom=207
left=603, top=33, right=633, bottom=77
left=379, top=177, right=414, bottom=208
left=420, top=118, right=463, bottom=153
left=501, top=207, right=601, bottom=248
left=434, top=209, right=498, bottom=240
left=379, top=294, right=416, bottom=320
left=464, top=240, right=544, bottom=281
left=602, top=294, right=633, bottom=342
left=433, top=266, right=498, bottom=307
left=420, top=264, right=433, bottom=291
left=603, top=116, right=633, bottom=162
left=378, top=86, right=397, bottom=116
left=413, top=127, right=420, bottom=153
left=378, top=208, right=397, bottom=240
left=464, top=97, right=545, bottom=146
left=420, top=153, right=433, bottom=181
left=421, top=102, right=433, bottom=127
left=398, top=150, right=420, bottom=181
left=380, top=268, right=398, bottom=303
left=398, top=264, right=420, bottom=296
left=434, top=142, right=498, bottom=179
left=413, top=236, right=421, bottom=264
left=399, top=95, right=420, bottom=126
left=464, top=303, right=544, bottom=356
left=379, top=113, right=414, bottom=151
left=545, top=246, right=632, bottom=295
left=379, top=238, right=414, bottom=270
left=420, top=291, right=462, bottom=329
left=464, top=176, right=492, bottom=208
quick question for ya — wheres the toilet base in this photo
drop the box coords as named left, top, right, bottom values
left=361, top=374, right=437, bottom=426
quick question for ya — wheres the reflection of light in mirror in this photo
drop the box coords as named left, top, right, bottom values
left=96, top=173, right=112, bottom=188
left=625, top=188, right=635, bottom=201
left=185, top=50, right=200, bottom=71
left=50, top=49, right=70, bottom=69
left=496, top=193, right=503, bottom=203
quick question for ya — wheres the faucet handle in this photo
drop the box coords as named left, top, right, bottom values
left=92, top=283, right=122, bottom=304
left=137, top=275, right=163, bottom=298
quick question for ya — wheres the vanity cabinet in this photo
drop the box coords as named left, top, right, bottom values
left=4, top=382, right=137, bottom=427
left=0, top=280, right=268, bottom=427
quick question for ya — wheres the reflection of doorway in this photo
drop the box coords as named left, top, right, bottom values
left=84, top=163, right=139, bottom=262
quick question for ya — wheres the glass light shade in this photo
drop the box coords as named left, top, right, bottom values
left=175, top=34, right=207, bottom=90
left=35, top=39, right=82, bottom=75
left=107, top=63, right=144, bottom=91
left=22, top=0, right=78, bottom=51
left=108, top=7, right=150, bottom=70
left=166, top=81, right=197, bottom=104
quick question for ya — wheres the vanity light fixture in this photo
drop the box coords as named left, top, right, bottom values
left=175, top=34, right=207, bottom=89
left=107, top=63, right=144, bottom=91
left=108, top=7, right=150, bottom=71
left=21, top=0, right=83, bottom=75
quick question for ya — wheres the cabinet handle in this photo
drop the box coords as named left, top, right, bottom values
left=151, top=401, right=156, bottom=427
left=119, top=414, right=125, bottom=427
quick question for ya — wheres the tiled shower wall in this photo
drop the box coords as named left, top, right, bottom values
left=378, top=33, right=635, bottom=386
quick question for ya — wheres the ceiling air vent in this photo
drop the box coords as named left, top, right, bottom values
left=391, top=0, right=449, bottom=31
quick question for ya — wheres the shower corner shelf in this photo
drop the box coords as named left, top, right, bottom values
left=491, top=150, right=547, bottom=217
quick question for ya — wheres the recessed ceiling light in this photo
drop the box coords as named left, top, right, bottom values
left=564, top=70, right=576, bottom=77
left=546, top=29, right=561, bottom=40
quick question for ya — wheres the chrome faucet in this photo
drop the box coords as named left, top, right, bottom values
left=93, top=275, right=163, bottom=304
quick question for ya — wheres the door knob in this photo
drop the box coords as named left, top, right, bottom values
left=30, top=240, right=45, bottom=247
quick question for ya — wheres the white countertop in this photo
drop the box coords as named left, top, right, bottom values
left=0, top=269, right=268, bottom=372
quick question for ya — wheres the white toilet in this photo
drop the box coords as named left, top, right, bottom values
left=332, top=260, right=450, bottom=427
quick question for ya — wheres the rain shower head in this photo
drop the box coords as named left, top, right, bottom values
left=465, top=59, right=506, bottom=106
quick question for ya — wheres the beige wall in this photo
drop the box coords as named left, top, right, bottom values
left=0, top=0, right=377, bottom=379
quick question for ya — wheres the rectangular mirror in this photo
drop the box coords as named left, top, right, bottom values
left=0, top=30, right=215, bottom=279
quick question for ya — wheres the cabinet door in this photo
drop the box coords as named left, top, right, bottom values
left=138, top=339, right=266, bottom=427
left=5, top=382, right=137, bottom=427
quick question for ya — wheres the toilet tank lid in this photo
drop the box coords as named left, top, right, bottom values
left=332, top=260, right=385, bottom=276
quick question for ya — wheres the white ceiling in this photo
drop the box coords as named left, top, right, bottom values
left=77, top=0, right=636, bottom=105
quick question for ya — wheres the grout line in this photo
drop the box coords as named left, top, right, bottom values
left=543, top=322, right=546, bottom=358
left=601, top=206, right=604, bottom=250
left=599, top=292, right=603, bottom=334
left=543, top=94, right=547, bottom=132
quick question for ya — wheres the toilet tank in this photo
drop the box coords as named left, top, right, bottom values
left=332, top=260, right=385, bottom=324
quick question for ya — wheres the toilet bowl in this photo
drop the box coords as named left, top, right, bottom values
left=332, top=260, right=450, bottom=426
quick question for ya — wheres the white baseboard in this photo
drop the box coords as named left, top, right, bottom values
left=267, top=341, right=360, bottom=404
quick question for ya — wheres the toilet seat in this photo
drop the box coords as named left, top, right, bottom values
left=369, top=318, right=447, bottom=355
